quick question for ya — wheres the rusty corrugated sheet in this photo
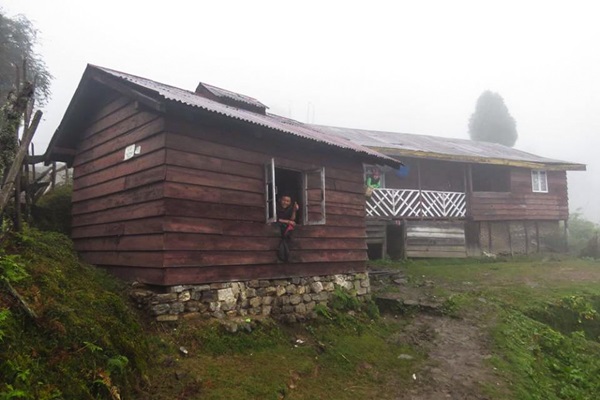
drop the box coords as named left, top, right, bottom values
left=94, top=66, right=397, bottom=165
left=311, top=124, right=585, bottom=171
left=199, top=82, right=268, bottom=110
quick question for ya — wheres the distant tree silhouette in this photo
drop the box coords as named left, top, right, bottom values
left=0, top=10, right=52, bottom=106
left=468, top=91, right=517, bottom=147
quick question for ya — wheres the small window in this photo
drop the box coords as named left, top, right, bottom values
left=532, top=170, right=548, bottom=193
left=364, top=165, right=384, bottom=188
left=265, top=158, right=326, bottom=225
left=472, top=164, right=510, bottom=192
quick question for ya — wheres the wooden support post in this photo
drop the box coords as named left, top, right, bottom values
left=524, top=222, right=529, bottom=254
left=50, top=161, right=56, bottom=190
left=14, top=167, right=21, bottom=231
left=507, top=221, right=513, bottom=257
left=0, top=111, right=42, bottom=216
left=563, top=219, right=569, bottom=252
left=417, top=159, right=422, bottom=218
left=487, top=221, right=492, bottom=252
left=535, top=221, right=540, bottom=253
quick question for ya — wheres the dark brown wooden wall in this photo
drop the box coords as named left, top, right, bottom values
left=160, top=116, right=368, bottom=285
left=70, top=96, right=167, bottom=283
left=70, top=95, right=371, bottom=286
left=470, top=168, right=568, bottom=221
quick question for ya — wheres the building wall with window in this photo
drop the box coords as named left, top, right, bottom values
left=469, top=167, right=568, bottom=221
left=70, top=94, right=372, bottom=286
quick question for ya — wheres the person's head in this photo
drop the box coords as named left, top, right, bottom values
left=279, top=194, right=292, bottom=209
left=372, top=169, right=380, bottom=179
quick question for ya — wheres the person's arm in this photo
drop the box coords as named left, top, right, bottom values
left=279, top=203, right=299, bottom=226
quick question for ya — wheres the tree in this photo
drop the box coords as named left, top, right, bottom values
left=468, top=90, right=518, bottom=147
left=0, top=9, right=52, bottom=107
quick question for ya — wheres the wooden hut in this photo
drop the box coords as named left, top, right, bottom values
left=43, top=65, right=399, bottom=320
left=313, top=125, right=586, bottom=258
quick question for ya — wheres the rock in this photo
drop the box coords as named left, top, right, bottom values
left=217, top=288, right=235, bottom=302
left=156, top=293, right=178, bottom=302
left=178, top=291, right=191, bottom=302
left=249, top=297, right=262, bottom=308
left=151, top=304, right=170, bottom=315
left=182, top=312, right=202, bottom=320
left=276, top=286, right=287, bottom=296
left=295, top=303, right=307, bottom=315
left=310, top=282, right=324, bottom=293
left=170, top=302, right=185, bottom=314
left=286, top=285, right=297, bottom=295
left=323, top=282, right=335, bottom=292
left=156, top=314, right=178, bottom=322
left=398, top=354, right=414, bottom=360
left=290, top=295, right=302, bottom=305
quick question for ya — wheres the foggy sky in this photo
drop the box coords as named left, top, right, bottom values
left=3, top=0, right=599, bottom=221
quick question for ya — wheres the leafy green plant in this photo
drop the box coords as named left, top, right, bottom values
left=0, top=252, right=28, bottom=284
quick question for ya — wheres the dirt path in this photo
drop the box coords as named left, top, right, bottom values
left=395, top=313, right=500, bottom=400
left=371, top=270, right=505, bottom=400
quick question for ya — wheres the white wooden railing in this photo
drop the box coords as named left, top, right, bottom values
left=366, top=189, right=466, bottom=218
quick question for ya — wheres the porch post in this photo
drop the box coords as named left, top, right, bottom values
left=417, top=159, right=422, bottom=217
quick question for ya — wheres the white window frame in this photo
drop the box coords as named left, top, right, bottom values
left=264, top=159, right=326, bottom=225
left=531, top=170, right=548, bottom=193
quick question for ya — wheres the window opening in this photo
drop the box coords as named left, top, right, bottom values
left=364, top=165, right=384, bottom=188
left=531, top=170, right=548, bottom=193
left=472, top=164, right=510, bottom=192
left=265, top=159, right=326, bottom=225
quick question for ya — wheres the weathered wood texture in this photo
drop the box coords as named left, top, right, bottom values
left=70, top=97, right=168, bottom=276
left=404, top=220, right=467, bottom=258
left=71, top=98, right=369, bottom=285
left=476, top=220, right=564, bottom=255
left=159, top=117, right=368, bottom=284
left=366, top=219, right=387, bottom=259
left=470, top=168, right=568, bottom=221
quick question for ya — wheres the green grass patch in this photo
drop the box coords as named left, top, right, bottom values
left=1, top=227, right=150, bottom=399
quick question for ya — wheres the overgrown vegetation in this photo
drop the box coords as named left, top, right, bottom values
left=31, top=184, right=73, bottom=235
left=0, top=226, right=149, bottom=399
left=142, top=289, right=418, bottom=399
left=387, top=256, right=600, bottom=399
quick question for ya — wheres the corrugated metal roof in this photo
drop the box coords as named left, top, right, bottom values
left=311, top=124, right=586, bottom=170
left=92, top=65, right=398, bottom=165
left=199, top=82, right=268, bottom=110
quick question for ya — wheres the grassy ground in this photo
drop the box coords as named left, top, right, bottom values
left=373, top=256, right=600, bottom=399
left=3, top=228, right=600, bottom=399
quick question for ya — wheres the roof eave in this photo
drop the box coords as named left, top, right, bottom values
left=370, top=147, right=586, bottom=171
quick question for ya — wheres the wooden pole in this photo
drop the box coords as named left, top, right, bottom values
left=0, top=111, right=42, bottom=216
left=50, top=161, right=56, bottom=190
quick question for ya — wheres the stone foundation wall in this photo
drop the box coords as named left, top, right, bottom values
left=130, top=273, right=370, bottom=323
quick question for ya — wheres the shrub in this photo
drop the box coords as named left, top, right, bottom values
left=31, top=184, right=72, bottom=235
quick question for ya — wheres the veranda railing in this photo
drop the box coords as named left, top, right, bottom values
left=366, top=188, right=466, bottom=218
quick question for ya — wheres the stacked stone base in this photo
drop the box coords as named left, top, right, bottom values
left=130, top=273, right=370, bottom=323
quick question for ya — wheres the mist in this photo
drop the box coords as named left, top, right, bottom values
left=3, top=0, right=599, bottom=220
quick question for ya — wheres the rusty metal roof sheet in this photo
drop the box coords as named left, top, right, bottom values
left=92, top=65, right=398, bottom=165
left=198, top=82, right=268, bottom=110
left=310, top=124, right=586, bottom=171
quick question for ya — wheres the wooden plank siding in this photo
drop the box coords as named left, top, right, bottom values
left=70, top=96, right=167, bottom=278
left=405, top=221, right=467, bottom=258
left=470, top=168, right=568, bottom=221
left=160, top=117, right=368, bottom=284
left=71, top=100, right=371, bottom=285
